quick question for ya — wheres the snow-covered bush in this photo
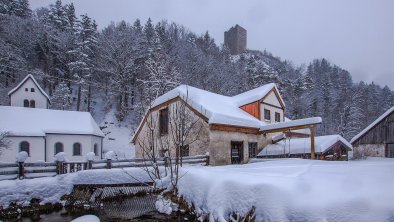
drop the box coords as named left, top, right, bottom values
left=155, top=195, right=177, bottom=215
left=16, top=151, right=28, bottom=162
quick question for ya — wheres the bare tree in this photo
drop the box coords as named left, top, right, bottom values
left=0, top=132, right=10, bottom=156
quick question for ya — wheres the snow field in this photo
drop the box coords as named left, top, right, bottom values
left=177, top=158, right=394, bottom=222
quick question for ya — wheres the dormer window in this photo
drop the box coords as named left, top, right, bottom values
left=264, top=109, right=271, bottom=121
left=30, top=88, right=35, bottom=92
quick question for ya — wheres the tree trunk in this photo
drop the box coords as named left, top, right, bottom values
left=87, top=84, right=92, bottom=112
left=77, top=84, right=81, bottom=111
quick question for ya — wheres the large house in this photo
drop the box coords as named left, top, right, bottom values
left=0, top=75, right=104, bottom=162
left=351, top=106, right=394, bottom=158
left=132, top=84, right=324, bottom=165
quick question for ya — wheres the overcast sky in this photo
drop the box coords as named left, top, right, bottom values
left=30, top=0, right=394, bottom=89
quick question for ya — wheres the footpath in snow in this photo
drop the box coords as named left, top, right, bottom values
left=177, top=158, right=394, bottom=222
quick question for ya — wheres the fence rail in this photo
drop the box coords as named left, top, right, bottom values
left=0, top=155, right=209, bottom=181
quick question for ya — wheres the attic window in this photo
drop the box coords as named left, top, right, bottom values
left=30, top=88, right=35, bottom=92
left=264, top=109, right=271, bottom=120
left=25, top=88, right=28, bottom=92
left=275, top=112, right=281, bottom=122
left=159, top=108, right=169, bottom=135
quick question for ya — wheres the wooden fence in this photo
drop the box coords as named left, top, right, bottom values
left=0, top=155, right=209, bottom=181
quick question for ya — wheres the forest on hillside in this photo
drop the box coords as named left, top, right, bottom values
left=0, top=0, right=393, bottom=140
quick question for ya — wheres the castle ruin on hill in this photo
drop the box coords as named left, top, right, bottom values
left=224, top=24, right=247, bottom=55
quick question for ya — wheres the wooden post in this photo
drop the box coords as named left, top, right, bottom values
left=206, top=155, right=210, bottom=166
left=87, top=160, right=93, bottom=170
left=56, top=161, right=64, bottom=174
left=106, top=159, right=112, bottom=169
left=310, top=126, right=316, bottom=160
left=18, top=161, right=25, bottom=179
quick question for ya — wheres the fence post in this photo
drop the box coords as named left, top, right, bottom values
left=106, top=159, right=112, bottom=169
left=18, top=161, right=25, bottom=179
left=87, top=160, right=93, bottom=170
left=56, top=161, right=64, bottom=174
left=205, top=154, right=210, bottom=166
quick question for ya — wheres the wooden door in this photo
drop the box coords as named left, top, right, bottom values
left=387, top=144, right=394, bottom=158
left=231, top=141, right=244, bottom=164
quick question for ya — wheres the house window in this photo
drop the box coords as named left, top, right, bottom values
left=181, top=145, right=189, bottom=157
left=55, top=142, right=63, bottom=154
left=264, top=109, right=271, bottom=120
left=159, top=108, right=169, bottom=135
left=94, top=143, right=99, bottom=156
left=248, top=142, right=257, bottom=158
left=30, top=100, right=35, bottom=108
left=25, top=88, right=28, bottom=92
left=19, top=141, right=30, bottom=156
left=275, top=112, right=281, bottom=122
left=30, top=88, right=35, bottom=92
left=23, top=99, right=29, bottom=107
left=231, top=141, right=244, bottom=164
left=73, top=143, right=82, bottom=156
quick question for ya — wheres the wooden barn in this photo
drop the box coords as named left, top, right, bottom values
left=351, top=106, right=394, bottom=158
left=257, top=135, right=352, bottom=161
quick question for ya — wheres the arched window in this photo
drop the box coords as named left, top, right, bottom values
left=54, top=142, right=63, bottom=155
left=20, top=141, right=30, bottom=156
left=94, top=143, right=99, bottom=156
left=30, top=100, right=35, bottom=108
left=73, top=143, right=81, bottom=156
left=23, top=99, right=29, bottom=107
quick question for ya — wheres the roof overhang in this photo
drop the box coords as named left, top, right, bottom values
left=260, top=117, right=322, bottom=134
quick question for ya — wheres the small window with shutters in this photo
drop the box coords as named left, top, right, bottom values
left=159, top=108, right=169, bottom=135
left=264, top=109, right=271, bottom=120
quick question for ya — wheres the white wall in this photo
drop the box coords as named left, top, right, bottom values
left=10, top=78, right=48, bottom=109
left=0, top=136, right=45, bottom=162
left=260, top=91, right=284, bottom=123
left=45, top=134, right=102, bottom=162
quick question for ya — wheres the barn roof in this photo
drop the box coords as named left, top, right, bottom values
left=8, top=74, right=50, bottom=102
left=350, top=106, right=394, bottom=144
left=258, top=135, right=352, bottom=156
left=0, top=106, right=104, bottom=137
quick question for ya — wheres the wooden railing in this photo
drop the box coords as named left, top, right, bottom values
left=0, top=155, right=209, bottom=181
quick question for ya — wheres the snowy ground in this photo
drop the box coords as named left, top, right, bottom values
left=0, top=167, right=150, bottom=207
left=100, top=111, right=135, bottom=159
left=178, top=158, right=394, bottom=222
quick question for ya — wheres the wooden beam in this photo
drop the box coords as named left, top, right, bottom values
left=310, top=126, right=316, bottom=160
left=260, top=124, right=317, bottom=134
left=210, top=124, right=261, bottom=134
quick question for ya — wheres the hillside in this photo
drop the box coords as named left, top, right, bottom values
left=0, top=0, right=393, bottom=154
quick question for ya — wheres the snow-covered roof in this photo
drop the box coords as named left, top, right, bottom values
left=151, top=84, right=277, bottom=128
left=260, top=117, right=322, bottom=132
left=8, top=74, right=50, bottom=102
left=284, top=117, right=310, bottom=135
left=231, top=83, right=285, bottom=108
left=350, top=106, right=394, bottom=144
left=258, top=135, right=352, bottom=156
left=0, top=106, right=104, bottom=137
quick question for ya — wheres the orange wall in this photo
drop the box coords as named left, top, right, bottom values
left=240, top=101, right=260, bottom=119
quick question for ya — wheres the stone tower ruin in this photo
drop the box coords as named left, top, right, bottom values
left=224, top=24, right=247, bottom=55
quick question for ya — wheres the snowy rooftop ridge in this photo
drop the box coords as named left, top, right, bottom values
left=350, top=106, right=394, bottom=144
left=0, top=106, right=104, bottom=137
left=7, top=74, right=50, bottom=101
left=258, top=134, right=352, bottom=156
left=231, top=83, right=285, bottom=107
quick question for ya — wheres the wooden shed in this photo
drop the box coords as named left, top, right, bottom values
left=351, top=106, right=394, bottom=158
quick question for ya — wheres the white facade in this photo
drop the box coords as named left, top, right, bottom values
left=8, top=75, right=50, bottom=109
left=1, top=75, right=104, bottom=163
left=0, top=135, right=102, bottom=162
left=260, top=91, right=284, bottom=123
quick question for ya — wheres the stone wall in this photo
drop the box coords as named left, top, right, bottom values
left=208, top=130, right=270, bottom=165
left=352, top=144, right=385, bottom=159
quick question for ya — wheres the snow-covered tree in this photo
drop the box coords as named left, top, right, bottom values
left=51, top=82, right=72, bottom=110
